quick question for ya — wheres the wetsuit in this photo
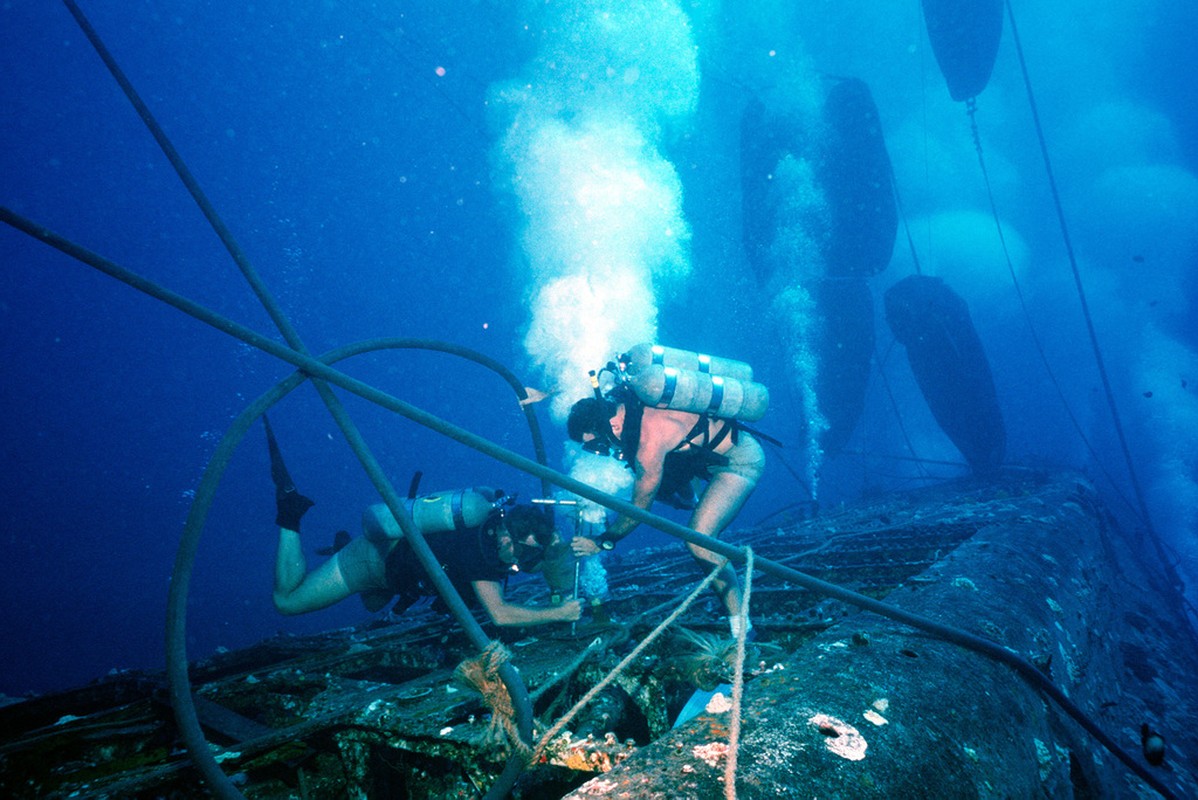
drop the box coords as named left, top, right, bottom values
left=336, top=525, right=510, bottom=613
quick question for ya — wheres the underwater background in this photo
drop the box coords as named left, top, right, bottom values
left=1, top=0, right=1195, bottom=699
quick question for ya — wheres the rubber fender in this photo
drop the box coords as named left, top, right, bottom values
left=885, top=275, right=1005, bottom=472
left=813, top=279, right=875, bottom=454
left=821, top=78, right=898, bottom=277
left=739, top=77, right=896, bottom=279
left=922, top=0, right=1004, bottom=102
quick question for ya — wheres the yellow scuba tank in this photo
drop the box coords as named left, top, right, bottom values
left=364, top=487, right=503, bottom=540
left=618, top=343, right=769, bottom=422
left=620, top=343, right=755, bottom=382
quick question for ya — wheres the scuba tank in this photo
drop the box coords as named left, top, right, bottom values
left=364, top=487, right=506, bottom=540
left=620, top=343, right=755, bottom=382
left=409, top=487, right=505, bottom=532
left=615, top=343, right=770, bottom=422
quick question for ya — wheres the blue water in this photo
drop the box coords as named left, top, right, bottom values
left=1, top=1, right=1195, bottom=698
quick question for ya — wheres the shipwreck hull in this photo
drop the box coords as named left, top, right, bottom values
left=566, top=476, right=1197, bottom=799
left=1, top=472, right=1193, bottom=799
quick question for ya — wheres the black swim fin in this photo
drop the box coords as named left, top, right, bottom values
left=316, top=530, right=352, bottom=556
left=263, top=415, right=315, bottom=531
left=264, top=414, right=295, bottom=492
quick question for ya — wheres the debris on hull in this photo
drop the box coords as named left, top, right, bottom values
left=2, top=472, right=1192, bottom=799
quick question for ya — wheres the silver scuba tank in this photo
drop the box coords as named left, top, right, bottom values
left=364, top=487, right=503, bottom=540
left=624, top=364, right=770, bottom=422
left=620, top=342, right=755, bottom=382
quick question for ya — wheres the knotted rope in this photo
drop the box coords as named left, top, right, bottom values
left=724, top=546, right=754, bottom=799
left=529, top=557, right=729, bottom=765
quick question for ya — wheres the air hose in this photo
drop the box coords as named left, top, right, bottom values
left=57, top=0, right=547, bottom=794
left=166, top=338, right=549, bottom=800
left=19, top=3, right=1176, bottom=796
left=1, top=207, right=1176, bottom=800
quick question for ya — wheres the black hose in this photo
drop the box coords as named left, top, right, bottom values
left=2, top=208, right=1175, bottom=799
left=166, top=339, right=546, bottom=800
left=58, top=2, right=543, bottom=794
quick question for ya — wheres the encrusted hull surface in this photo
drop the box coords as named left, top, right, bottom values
left=2, top=472, right=1193, bottom=799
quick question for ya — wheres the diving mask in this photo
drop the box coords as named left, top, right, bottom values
left=582, top=431, right=626, bottom=462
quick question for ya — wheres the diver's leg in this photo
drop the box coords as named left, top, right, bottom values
left=363, top=503, right=405, bottom=541
left=274, top=527, right=308, bottom=604
left=272, top=532, right=360, bottom=615
left=686, top=470, right=756, bottom=618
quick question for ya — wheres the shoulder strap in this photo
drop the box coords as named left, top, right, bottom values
left=675, top=416, right=736, bottom=453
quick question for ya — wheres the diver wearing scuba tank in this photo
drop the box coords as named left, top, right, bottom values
left=264, top=417, right=582, bottom=628
left=566, top=347, right=766, bottom=633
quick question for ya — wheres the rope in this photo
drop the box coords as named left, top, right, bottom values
left=1002, top=0, right=1181, bottom=593
left=873, top=340, right=934, bottom=482
left=530, top=558, right=728, bottom=765
left=4, top=205, right=1178, bottom=799
left=529, top=636, right=607, bottom=705
left=724, top=547, right=754, bottom=800
left=454, top=642, right=533, bottom=759
left=893, top=175, right=925, bottom=276
left=963, top=99, right=1138, bottom=520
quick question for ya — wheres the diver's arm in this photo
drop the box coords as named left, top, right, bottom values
left=603, top=448, right=666, bottom=541
left=571, top=453, right=667, bottom=557
left=472, top=580, right=582, bottom=627
left=603, top=406, right=692, bottom=543
left=569, top=415, right=686, bottom=557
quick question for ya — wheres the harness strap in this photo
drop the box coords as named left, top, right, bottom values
left=737, top=423, right=783, bottom=448
left=677, top=416, right=737, bottom=454
left=711, top=419, right=737, bottom=449
left=659, top=368, right=679, bottom=406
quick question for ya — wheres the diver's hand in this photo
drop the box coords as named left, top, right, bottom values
left=571, top=537, right=600, bottom=557
left=559, top=599, right=583, bottom=622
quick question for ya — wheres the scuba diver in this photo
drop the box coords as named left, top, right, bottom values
left=565, top=375, right=765, bottom=637
left=264, top=417, right=582, bottom=628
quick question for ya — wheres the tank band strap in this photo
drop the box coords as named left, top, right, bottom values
left=451, top=491, right=466, bottom=529
left=707, top=375, right=725, bottom=415
left=659, top=367, right=679, bottom=406
left=697, top=353, right=711, bottom=373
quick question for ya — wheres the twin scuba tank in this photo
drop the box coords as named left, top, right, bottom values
left=610, top=343, right=769, bottom=422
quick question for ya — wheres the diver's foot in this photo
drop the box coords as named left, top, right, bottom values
left=316, top=530, right=352, bottom=556
left=276, top=487, right=315, bottom=531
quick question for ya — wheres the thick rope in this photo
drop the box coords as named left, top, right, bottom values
left=530, top=558, right=728, bottom=765
left=724, top=546, right=753, bottom=800
left=454, top=642, right=533, bottom=759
